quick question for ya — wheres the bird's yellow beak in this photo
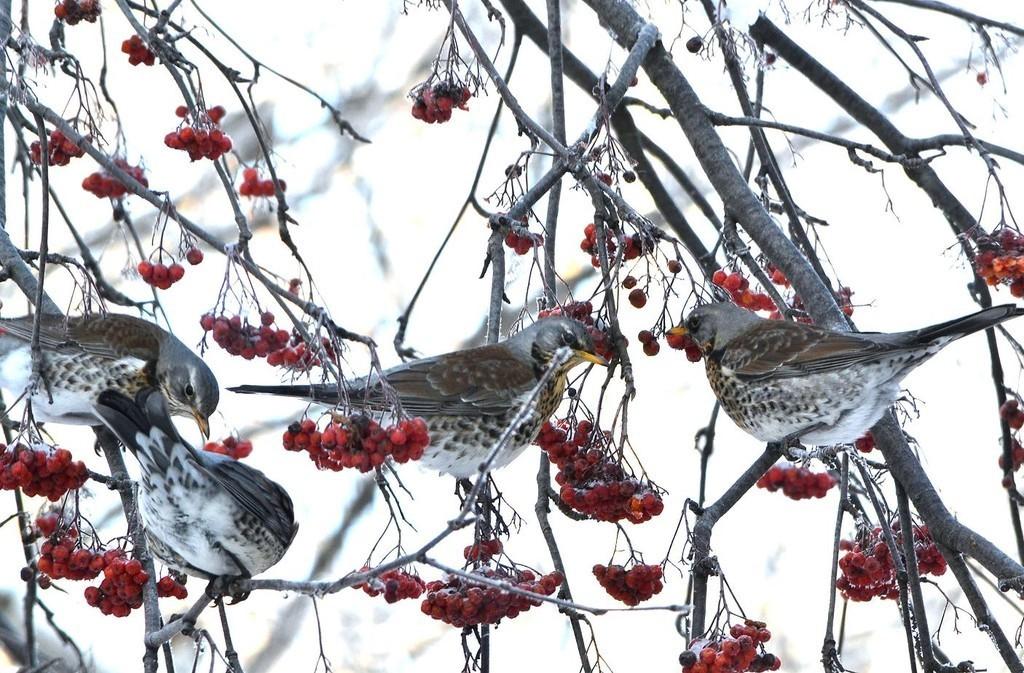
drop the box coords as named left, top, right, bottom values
left=191, top=409, right=210, bottom=440
left=575, top=350, right=608, bottom=366
left=667, top=326, right=687, bottom=337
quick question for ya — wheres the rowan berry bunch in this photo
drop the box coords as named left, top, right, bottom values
left=200, top=310, right=335, bottom=371
left=680, top=621, right=781, bottom=673
left=997, top=399, right=1024, bottom=478
left=356, top=567, right=426, bottom=603
left=579, top=223, right=648, bottom=268
left=535, top=420, right=664, bottom=523
left=203, top=435, right=253, bottom=460
left=121, top=35, right=155, bottom=66
left=0, top=443, right=88, bottom=501
left=711, top=269, right=776, bottom=313
left=420, top=567, right=562, bottom=627
left=156, top=574, right=188, bottom=600
left=854, top=432, right=875, bottom=453
left=592, top=563, right=663, bottom=605
left=538, top=301, right=615, bottom=362
left=667, top=328, right=703, bottom=363
left=282, top=415, right=430, bottom=473
left=836, top=524, right=946, bottom=602
left=239, top=167, right=287, bottom=198
left=1000, top=399, right=1024, bottom=430
left=638, top=329, right=660, bottom=356
left=83, top=552, right=150, bottom=617
left=410, top=80, right=472, bottom=124
left=30, top=130, right=85, bottom=166
left=765, top=262, right=790, bottom=288
left=464, top=538, right=502, bottom=561
left=54, top=0, right=100, bottom=24
left=975, top=228, right=1024, bottom=295
left=756, top=463, right=836, bottom=500
left=82, top=159, right=148, bottom=199
left=137, top=258, right=185, bottom=290
left=36, top=523, right=104, bottom=581
left=164, top=104, right=232, bottom=161
left=504, top=226, right=544, bottom=256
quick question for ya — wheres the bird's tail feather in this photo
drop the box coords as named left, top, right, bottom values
left=94, top=389, right=177, bottom=473
left=229, top=383, right=343, bottom=404
left=912, top=304, right=1024, bottom=344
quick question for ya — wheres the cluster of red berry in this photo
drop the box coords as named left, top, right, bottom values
left=854, top=432, right=875, bottom=453
left=538, top=301, right=615, bottom=362
left=239, top=167, right=286, bottom=198
left=505, top=228, right=544, bottom=256
left=121, top=35, right=155, bottom=66
left=165, top=105, right=232, bottom=161
left=420, top=568, right=562, bottom=627
left=357, top=567, right=426, bottom=603
left=411, top=81, right=472, bottom=124
left=756, top=463, right=836, bottom=500
left=975, top=229, right=1024, bottom=296
left=203, top=436, right=253, bottom=460
left=680, top=622, right=781, bottom=673
left=836, top=524, right=946, bottom=602
left=0, top=444, right=88, bottom=501
left=156, top=574, right=188, bottom=600
left=36, top=522, right=104, bottom=581
left=137, top=259, right=185, bottom=290
left=30, top=130, right=85, bottom=166
left=765, top=263, right=790, bottom=288
left=998, top=400, right=1024, bottom=479
left=782, top=287, right=855, bottom=321
left=579, top=223, right=647, bottom=268
left=667, top=328, right=703, bottom=363
left=54, top=0, right=99, bottom=24
left=200, top=312, right=335, bottom=371
left=1000, top=399, right=1024, bottom=430
left=83, top=553, right=151, bottom=617
left=464, top=538, right=503, bottom=562
left=592, top=563, right=663, bottom=606
left=637, top=329, right=661, bottom=356
left=535, top=420, right=664, bottom=523
left=711, top=270, right=776, bottom=313
left=82, top=159, right=148, bottom=199
left=282, top=415, right=430, bottom=473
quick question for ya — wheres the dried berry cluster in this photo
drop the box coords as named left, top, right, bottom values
left=30, top=130, right=85, bottom=166
left=579, top=223, right=648, bottom=268
left=505, top=227, right=544, bottom=256
left=975, top=229, right=1024, bottom=296
left=137, top=259, right=185, bottom=290
left=836, top=524, right=946, bottom=602
left=54, top=0, right=100, bottom=24
left=411, top=81, right=472, bottom=124
left=711, top=270, right=776, bottom=313
left=82, top=159, right=149, bottom=199
left=203, top=436, right=253, bottom=460
left=680, top=621, right=781, bottom=673
left=239, top=167, right=286, bottom=198
left=282, top=416, right=429, bottom=472
left=356, top=568, right=426, bottom=603
left=0, top=444, right=88, bottom=501
left=998, top=400, right=1024, bottom=475
left=592, top=563, right=663, bottom=605
left=535, top=420, right=663, bottom=524
left=199, top=311, right=334, bottom=370
left=165, top=105, right=232, bottom=161
left=756, top=463, right=836, bottom=500
left=121, top=35, right=155, bottom=66
left=420, top=567, right=562, bottom=627
left=538, top=301, right=615, bottom=362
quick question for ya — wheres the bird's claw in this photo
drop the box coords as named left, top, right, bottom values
left=205, top=576, right=251, bottom=604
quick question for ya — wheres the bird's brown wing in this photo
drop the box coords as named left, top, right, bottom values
left=720, top=320, right=895, bottom=381
left=0, top=314, right=162, bottom=361
left=374, top=343, right=538, bottom=416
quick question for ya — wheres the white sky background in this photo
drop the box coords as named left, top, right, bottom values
left=1, top=0, right=1024, bottom=671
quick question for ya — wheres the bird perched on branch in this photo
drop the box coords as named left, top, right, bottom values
left=95, top=389, right=296, bottom=580
left=230, top=316, right=607, bottom=478
left=0, top=313, right=218, bottom=437
left=669, top=302, right=1024, bottom=445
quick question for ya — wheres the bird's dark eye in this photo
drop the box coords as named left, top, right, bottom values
left=561, top=331, right=578, bottom=348
left=184, top=384, right=195, bottom=398
left=686, top=315, right=701, bottom=331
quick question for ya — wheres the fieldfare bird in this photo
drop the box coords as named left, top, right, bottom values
left=669, top=302, right=1024, bottom=445
left=0, top=313, right=218, bottom=437
left=230, top=316, right=606, bottom=478
left=95, top=388, right=297, bottom=579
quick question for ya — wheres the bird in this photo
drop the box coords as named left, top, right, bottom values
left=0, top=313, right=218, bottom=437
left=229, top=316, right=607, bottom=478
left=668, top=301, right=1024, bottom=445
left=94, top=388, right=297, bottom=580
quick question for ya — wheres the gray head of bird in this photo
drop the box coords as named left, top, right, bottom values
left=518, top=316, right=607, bottom=369
left=668, top=301, right=763, bottom=353
left=156, top=340, right=220, bottom=439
